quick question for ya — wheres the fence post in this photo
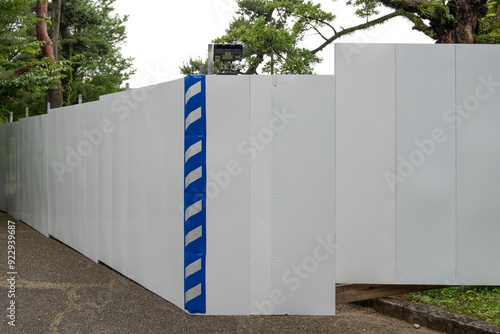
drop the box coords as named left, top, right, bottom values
left=208, top=44, right=214, bottom=75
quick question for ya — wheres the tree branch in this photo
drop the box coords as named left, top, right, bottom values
left=302, top=15, right=337, bottom=34
left=310, top=24, right=329, bottom=40
left=36, top=0, right=63, bottom=109
left=273, top=48, right=286, bottom=61
left=311, top=10, right=404, bottom=54
left=378, top=0, right=429, bottom=13
left=398, top=11, right=434, bottom=38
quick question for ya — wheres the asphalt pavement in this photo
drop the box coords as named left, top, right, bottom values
left=0, top=212, right=444, bottom=334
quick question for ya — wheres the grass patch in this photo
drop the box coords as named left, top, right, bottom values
left=408, top=286, right=500, bottom=326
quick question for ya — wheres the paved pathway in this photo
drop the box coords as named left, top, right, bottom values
left=0, top=213, right=443, bottom=334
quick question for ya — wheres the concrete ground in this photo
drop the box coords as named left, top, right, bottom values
left=0, top=213, right=443, bottom=334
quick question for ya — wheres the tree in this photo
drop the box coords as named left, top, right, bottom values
left=476, top=0, right=500, bottom=43
left=56, top=0, right=135, bottom=104
left=179, top=56, right=227, bottom=76
left=186, top=0, right=408, bottom=74
left=184, top=0, right=498, bottom=75
left=1, top=0, right=133, bottom=121
left=346, top=0, right=380, bottom=22
left=36, top=0, right=63, bottom=108
left=213, top=0, right=333, bottom=74
left=0, top=0, right=68, bottom=120
left=376, top=0, right=488, bottom=43
left=180, top=56, right=207, bottom=76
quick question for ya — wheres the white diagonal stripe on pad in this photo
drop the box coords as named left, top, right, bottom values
left=185, top=259, right=202, bottom=279
left=185, top=200, right=202, bottom=222
left=185, top=107, right=202, bottom=130
left=185, top=81, right=202, bottom=105
left=185, top=225, right=202, bottom=246
left=185, top=167, right=202, bottom=189
left=185, top=284, right=202, bottom=303
left=185, top=140, right=202, bottom=163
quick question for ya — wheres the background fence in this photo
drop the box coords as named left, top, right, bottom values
left=336, top=43, right=500, bottom=286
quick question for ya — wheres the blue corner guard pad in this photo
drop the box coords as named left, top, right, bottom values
left=184, top=76, right=207, bottom=314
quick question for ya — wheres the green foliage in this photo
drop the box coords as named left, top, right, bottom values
left=179, top=56, right=223, bottom=76
left=0, top=0, right=69, bottom=122
left=59, top=0, right=135, bottom=104
left=408, top=286, right=500, bottom=326
left=182, top=0, right=500, bottom=75
left=415, top=0, right=454, bottom=26
left=477, top=0, right=500, bottom=43
left=262, top=47, right=320, bottom=74
left=0, top=0, right=133, bottom=122
left=212, top=0, right=332, bottom=74
left=179, top=56, right=206, bottom=76
left=380, top=0, right=454, bottom=32
left=347, top=0, right=380, bottom=21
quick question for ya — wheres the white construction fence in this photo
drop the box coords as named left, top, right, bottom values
left=0, top=44, right=499, bottom=316
left=0, top=75, right=336, bottom=315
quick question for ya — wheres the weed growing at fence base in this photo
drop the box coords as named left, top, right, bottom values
left=408, top=286, right=500, bottom=326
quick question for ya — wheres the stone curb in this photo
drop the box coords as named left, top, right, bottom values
left=358, top=297, right=500, bottom=334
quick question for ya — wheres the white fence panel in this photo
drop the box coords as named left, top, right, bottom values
left=5, top=123, right=12, bottom=215
left=336, top=43, right=500, bottom=286
left=26, top=117, right=34, bottom=227
left=126, top=86, right=148, bottom=285
left=271, top=75, right=336, bottom=315
left=47, top=109, right=57, bottom=236
left=150, top=80, right=184, bottom=308
left=30, top=116, right=42, bottom=233
left=40, top=114, right=49, bottom=236
left=9, top=122, right=20, bottom=218
left=97, top=94, right=114, bottom=265
left=336, top=44, right=397, bottom=284
left=111, top=90, right=130, bottom=275
left=84, top=101, right=101, bottom=262
left=136, top=80, right=184, bottom=308
left=456, top=45, right=500, bottom=284
left=6, top=123, right=13, bottom=216
left=205, top=76, right=251, bottom=315
left=249, top=76, right=273, bottom=315
left=63, top=106, right=77, bottom=247
left=74, top=105, right=87, bottom=258
left=56, top=107, right=71, bottom=242
left=19, top=118, right=27, bottom=223
left=15, top=122, right=21, bottom=219
left=17, top=119, right=24, bottom=222
left=395, top=44, right=456, bottom=284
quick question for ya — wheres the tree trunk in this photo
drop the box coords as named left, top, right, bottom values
left=434, top=0, right=487, bottom=43
left=36, top=0, right=63, bottom=110
left=244, top=54, right=264, bottom=75
left=436, top=29, right=457, bottom=43
left=60, top=0, right=72, bottom=104
left=454, top=0, right=488, bottom=43
left=50, top=0, right=62, bottom=61
left=380, top=0, right=488, bottom=44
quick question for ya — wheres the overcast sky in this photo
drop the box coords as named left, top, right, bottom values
left=112, top=0, right=433, bottom=88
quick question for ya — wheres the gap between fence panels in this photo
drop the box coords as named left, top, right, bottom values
left=335, top=284, right=448, bottom=304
